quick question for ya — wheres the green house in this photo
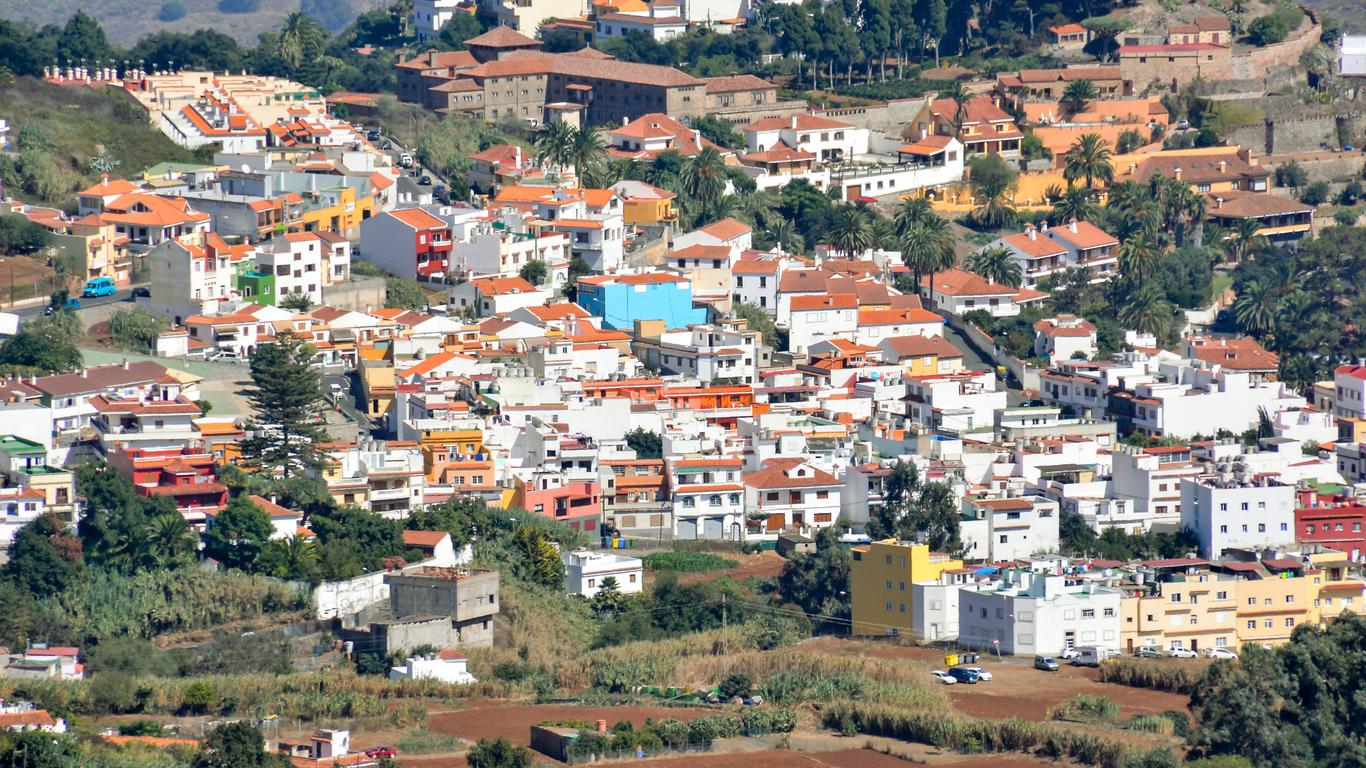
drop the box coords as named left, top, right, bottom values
left=239, top=271, right=277, bottom=306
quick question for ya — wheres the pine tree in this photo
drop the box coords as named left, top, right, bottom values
left=240, top=330, right=328, bottom=477
left=202, top=496, right=274, bottom=571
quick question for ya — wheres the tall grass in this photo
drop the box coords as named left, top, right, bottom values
left=1049, top=695, right=1120, bottom=724
left=821, top=701, right=1147, bottom=768
left=1097, top=659, right=1201, bottom=694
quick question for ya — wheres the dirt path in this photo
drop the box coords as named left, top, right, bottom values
left=426, top=704, right=718, bottom=745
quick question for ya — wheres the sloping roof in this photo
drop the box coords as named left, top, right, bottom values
left=897, top=134, right=954, bottom=156
left=1118, top=43, right=1226, bottom=54
left=929, top=95, right=1015, bottom=125
left=472, top=276, right=538, bottom=295
left=464, top=52, right=702, bottom=87
left=740, top=140, right=816, bottom=164
left=699, top=217, right=751, bottom=242
left=880, top=334, right=963, bottom=359
left=744, top=457, right=840, bottom=490
left=921, top=268, right=1018, bottom=297
left=35, top=361, right=169, bottom=397
left=1003, top=230, right=1068, bottom=258
left=1186, top=336, right=1278, bottom=371
left=248, top=494, right=300, bottom=519
left=1047, top=221, right=1118, bottom=250
left=403, top=530, right=450, bottom=547
left=1206, top=190, right=1313, bottom=219
left=791, top=294, right=858, bottom=311
left=744, top=114, right=852, bottom=132
left=1119, top=151, right=1267, bottom=185
left=703, top=74, right=774, bottom=93
left=1034, top=315, right=1097, bottom=338
left=389, top=207, right=448, bottom=230
left=466, top=26, right=541, bottom=47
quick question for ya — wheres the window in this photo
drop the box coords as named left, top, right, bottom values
left=1081, top=609, right=1095, bottom=619
left=1216, top=591, right=1228, bottom=600
left=1247, top=620, right=1256, bottom=630
left=885, top=601, right=893, bottom=611
left=1258, top=523, right=1266, bottom=533
left=1285, top=618, right=1295, bottom=627
left=588, top=578, right=596, bottom=588
left=1285, top=594, right=1294, bottom=603
left=1171, top=593, right=1183, bottom=603
left=885, top=580, right=892, bottom=589
left=1247, top=597, right=1257, bottom=605
left=999, top=534, right=1008, bottom=543
left=1264, top=619, right=1273, bottom=628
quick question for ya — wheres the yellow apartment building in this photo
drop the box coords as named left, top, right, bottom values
left=1120, top=568, right=1239, bottom=655
left=851, top=540, right=963, bottom=635
left=1234, top=558, right=1314, bottom=646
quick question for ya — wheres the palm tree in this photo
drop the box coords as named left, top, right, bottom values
left=940, top=81, right=972, bottom=135
left=966, top=246, right=1022, bottom=288
left=828, top=206, right=874, bottom=260
left=569, top=125, right=607, bottom=180
left=534, top=121, right=575, bottom=175
left=1117, top=232, right=1160, bottom=285
left=1232, top=280, right=1277, bottom=336
left=1118, top=285, right=1173, bottom=339
left=1223, top=218, right=1266, bottom=263
left=1061, top=78, right=1099, bottom=118
left=894, top=196, right=936, bottom=236
left=1051, top=186, right=1098, bottom=224
left=901, top=221, right=955, bottom=289
left=766, top=219, right=804, bottom=254
left=145, top=512, right=198, bottom=569
left=277, top=13, right=325, bottom=70
left=680, top=146, right=729, bottom=224
left=1063, top=133, right=1114, bottom=189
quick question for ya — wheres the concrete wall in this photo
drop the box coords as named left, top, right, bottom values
left=323, top=276, right=387, bottom=313
left=313, top=544, right=462, bottom=620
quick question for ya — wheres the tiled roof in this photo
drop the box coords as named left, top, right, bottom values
left=1186, top=336, right=1278, bottom=371
left=1046, top=220, right=1117, bottom=250
left=921, top=268, right=1018, bottom=297
left=1206, top=190, right=1313, bottom=219
left=740, top=140, right=816, bottom=164
left=703, top=74, right=774, bottom=93
left=791, top=294, right=857, bottom=311
left=35, top=361, right=169, bottom=397
left=466, top=25, right=540, bottom=47
left=1119, top=43, right=1226, bottom=54
left=698, top=217, right=751, bottom=241
left=389, top=207, right=448, bottom=230
left=880, top=334, right=963, bottom=359
left=744, top=457, right=840, bottom=490
left=1034, top=315, right=1097, bottom=338
left=1003, top=230, right=1068, bottom=258
left=463, top=52, right=703, bottom=87
left=858, top=307, right=942, bottom=326
left=929, top=95, right=1015, bottom=125
left=744, top=114, right=852, bottom=132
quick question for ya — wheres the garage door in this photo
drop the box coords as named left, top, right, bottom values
left=676, top=519, right=698, bottom=540
left=703, top=517, right=724, bottom=540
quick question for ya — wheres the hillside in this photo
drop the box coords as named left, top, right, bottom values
left=1303, top=0, right=1366, bottom=36
left=0, top=77, right=198, bottom=206
left=0, top=0, right=361, bottom=46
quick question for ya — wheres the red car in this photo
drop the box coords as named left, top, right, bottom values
left=365, top=746, right=397, bottom=758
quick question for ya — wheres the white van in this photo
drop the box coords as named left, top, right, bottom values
left=1072, top=646, right=1105, bottom=667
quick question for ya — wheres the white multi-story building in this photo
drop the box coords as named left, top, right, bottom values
left=323, top=441, right=427, bottom=519
left=0, top=487, right=48, bottom=554
left=147, top=235, right=243, bottom=321
left=731, top=259, right=784, bottom=315
left=1333, top=365, right=1366, bottom=420
left=90, top=395, right=202, bottom=454
left=636, top=324, right=759, bottom=384
left=743, top=457, right=843, bottom=539
left=958, top=570, right=1124, bottom=656
left=1110, top=445, right=1202, bottom=531
left=960, top=495, right=1060, bottom=562
left=561, top=550, right=644, bottom=597
left=668, top=456, right=745, bottom=540
left=1034, top=315, right=1097, bottom=364
left=920, top=268, right=1045, bottom=318
left=1180, top=475, right=1296, bottom=558
left=452, top=212, right=570, bottom=281
left=901, top=370, right=1006, bottom=437
left=450, top=277, right=551, bottom=317
left=1121, top=363, right=1306, bottom=439
left=743, top=115, right=870, bottom=164
left=788, top=294, right=858, bottom=355
left=256, top=232, right=326, bottom=307
left=412, top=0, right=462, bottom=41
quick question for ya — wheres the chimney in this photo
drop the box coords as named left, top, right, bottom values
left=100, top=172, right=109, bottom=185
left=1040, top=219, right=1049, bottom=232
left=1215, top=196, right=1224, bottom=209
left=80, top=368, right=88, bottom=378
left=270, top=493, right=278, bottom=505
left=514, top=145, right=522, bottom=167
left=122, top=358, right=130, bottom=370
left=428, top=51, right=438, bottom=66
left=596, top=720, right=608, bottom=734
left=621, top=116, right=629, bottom=127
left=1128, top=162, right=1137, bottom=174
left=790, top=115, right=798, bottom=129
left=1068, top=218, right=1078, bottom=233
left=1025, top=223, right=1037, bottom=240
left=1173, top=167, right=1182, bottom=181
left=692, top=129, right=701, bottom=147
left=1218, top=160, right=1227, bottom=174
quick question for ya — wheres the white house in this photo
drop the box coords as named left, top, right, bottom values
left=958, top=569, right=1124, bottom=656
left=959, top=495, right=1060, bottom=562
left=743, top=457, right=843, bottom=539
left=412, top=0, right=462, bottom=41
left=1033, top=315, right=1097, bottom=364
left=562, top=550, right=644, bottom=597
left=389, top=649, right=478, bottom=684
left=450, top=276, right=551, bottom=317
left=788, top=294, right=858, bottom=355
left=1333, top=365, right=1366, bottom=420
left=1121, top=363, right=1306, bottom=439
left=1180, top=475, right=1296, bottom=559
left=595, top=7, right=687, bottom=41
left=1340, top=35, right=1366, bottom=76
left=901, top=370, right=1006, bottom=436
left=921, top=268, right=1046, bottom=318
left=669, top=456, right=745, bottom=540
left=256, top=232, right=326, bottom=307
left=742, top=115, right=869, bottom=164
left=0, top=488, right=47, bottom=554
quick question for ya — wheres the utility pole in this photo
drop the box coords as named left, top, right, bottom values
left=721, top=593, right=728, bottom=661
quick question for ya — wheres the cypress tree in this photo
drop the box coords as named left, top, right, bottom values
left=240, top=330, right=328, bottom=477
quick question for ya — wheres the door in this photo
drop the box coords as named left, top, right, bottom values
left=1127, top=638, right=1134, bottom=653
left=1064, top=631, right=1076, bottom=650
left=703, top=517, right=724, bottom=540
left=1191, top=639, right=1198, bottom=652
left=676, top=519, right=697, bottom=540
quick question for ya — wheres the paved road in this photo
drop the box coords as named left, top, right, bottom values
left=16, top=288, right=136, bottom=320
left=377, top=134, right=447, bottom=206
left=323, top=369, right=374, bottom=432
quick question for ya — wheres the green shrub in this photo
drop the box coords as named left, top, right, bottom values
left=1050, top=694, right=1120, bottom=724
left=1098, top=659, right=1201, bottom=694
left=642, top=552, right=740, bottom=572
left=718, top=673, right=752, bottom=700
left=1124, top=714, right=1175, bottom=735
left=396, top=728, right=461, bottom=754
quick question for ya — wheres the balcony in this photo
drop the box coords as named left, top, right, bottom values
left=368, top=484, right=413, bottom=502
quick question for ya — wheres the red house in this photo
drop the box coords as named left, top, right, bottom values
left=106, top=445, right=227, bottom=525
left=357, top=207, right=453, bottom=282
left=1295, top=487, right=1366, bottom=561
left=513, top=479, right=602, bottom=532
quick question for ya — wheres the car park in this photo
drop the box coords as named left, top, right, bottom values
left=1034, top=655, right=1059, bottom=671
left=959, top=666, right=992, bottom=681
left=930, top=670, right=957, bottom=685
left=1134, top=647, right=1162, bottom=658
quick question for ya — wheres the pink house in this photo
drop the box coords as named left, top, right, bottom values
left=515, top=479, right=602, bottom=532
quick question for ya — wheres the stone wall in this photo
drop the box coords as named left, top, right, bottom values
left=323, top=276, right=386, bottom=313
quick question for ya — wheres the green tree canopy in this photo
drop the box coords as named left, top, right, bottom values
left=202, top=495, right=274, bottom=571
left=240, top=330, right=328, bottom=477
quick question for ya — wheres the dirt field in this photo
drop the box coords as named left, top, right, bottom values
left=426, top=704, right=719, bottom=746
left=802, top=637, right=1191, bottom=721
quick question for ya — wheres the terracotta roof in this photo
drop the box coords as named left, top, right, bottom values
left=469, top=143, right=525, bottom=165
left=1014, top=67, right=1125, bottom=84
left=929, top=95, right=1015, bottom=126
left=611, top=112, right=694, bottom=140
left=777, top=268, right=828, bottom=293
left=1337, top=365, right=1366, bottom=381
left=80, top=177, right=141, bottom=197
left=1003, top=229, right=1068, bottom=258
left=744, top=114, right=852, bottom=132
left=464, top=52, right=702, bottom=87
left=740, top=140, right=816, bottom=164
left=90, top=394, right=202, bottom=416
left=1119, top=43, right=1226, bottom=54
left=704, top=74, right=774, bottom=93
left=792, top=294, right=857, bottom=311
left=1195, top=14, right=1231, bottom=30
left=579, top=272, right=686, bottom=286
left=467, top=25, right=541, bottom=47
left=0, top=711, right=58, bottom=729
left=880, top=334, right=963, bottom=359
left=247, top=494, right=299, bottom=519
left=731, top=260, right=781, bottom=275
left=1049, top=23, right=1087, bottom=35
left=921, top=268, right=1018, bottom=297
left=1185, top=336, right=1278, bottom=371
left=472, top=276, right=537, bottom=295
left=403, top=530, right=450, bottom=547
left=858, top=307, right=942, bottom=326
left=671, top=243, right=733, bottom=261
left=1047, top=221, right=1117, bottom=250
left=598, top=11, right=686, bottom=24
left=389, top=207, right=448, bottom=230
left=35, top=361, right=169, bottom=397
left=744, top=457, right=840, bottom=490
left=523, top=302, right=590, bottom=320
left=1206, top=190, right=1313, bottom=219
left=1034, top=315, right=1097, bottom=338
left=396, top=50, right=478, bottom=70
left=1119, top=151, right=1267, bottom=185
left=896, top=134, right=955, bottom=156
left=974, top=497, right=1034, bottom=511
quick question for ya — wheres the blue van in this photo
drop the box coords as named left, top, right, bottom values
left=82, top=277, right=117, bottom=298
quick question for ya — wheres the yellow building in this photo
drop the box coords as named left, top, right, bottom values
left=614, top=181, right=679, bottom=226
left=358, top=356, right=396, bottom=421
left=1109, top=146, right=1270, bottom=196
left=851, top=540, right=963, bottom=636
left=1234, top=559, right=1314, bottom=647
left=1120, top=567, right=1239, bottom=655
left=416, top=427, right=486, bottom=480
left=293, top=186, right=376, bottom=239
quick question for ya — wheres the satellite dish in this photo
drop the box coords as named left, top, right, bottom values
left=240, top=164, right=250, bottom=173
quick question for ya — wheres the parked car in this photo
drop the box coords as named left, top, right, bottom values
left=946, top=667, right=980, bottom=684
left=419, top=175, right=431, bottom=186
left=1167, top=647, right=1198, bottom=659
left=1034, top=655, right=1059, bottom=671
left=65, top=298, right=81, bottom=310
left=207, top=350, right=239, bottom=361
left=81, top=277, right=117, bottom=298
left=365, top=747, right=396, bottom=758
left=1058, top=647, right=1080, bottom=661
left=398, top=152, right=414, bottom=167
left=1134, top=647, right=1162, bottom=659
left=1205, top=648, right=1238, bottom=660
left=959, top=666, right=992, bottom=682
left=131, top=286, right=150, bottom=298
left=929, top=670, right=957, bottom=685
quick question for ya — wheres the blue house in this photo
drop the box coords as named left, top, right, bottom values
left=576, top=273, right=707, bottom=330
